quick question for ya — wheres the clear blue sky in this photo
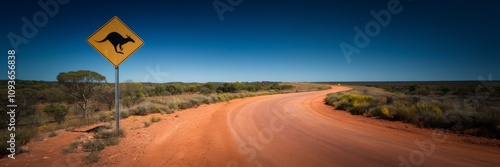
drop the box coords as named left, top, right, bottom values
left=1, top=0, right=499, bottom=83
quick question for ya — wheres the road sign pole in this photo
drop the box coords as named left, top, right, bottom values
left=115, top=66, right=120, bottom=133
left=87, top=16, right=143, bottom=135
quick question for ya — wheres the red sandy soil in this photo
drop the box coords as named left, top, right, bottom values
left=1, top=86, right=499, bottom=166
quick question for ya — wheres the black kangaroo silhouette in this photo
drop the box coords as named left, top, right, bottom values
left=95, top=32, right=135, bottom=54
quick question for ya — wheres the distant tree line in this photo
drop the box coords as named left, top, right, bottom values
left=143, top=81, right=294, bottom=96
left=0, top=71, right=295, bottom=127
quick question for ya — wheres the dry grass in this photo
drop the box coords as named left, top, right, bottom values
left=325, top=86, right=500, bottom=138
left=284, top=82, right=331, bottom=92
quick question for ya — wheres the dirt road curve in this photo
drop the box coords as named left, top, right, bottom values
left=2, top=86, right=500, bottom=167
left=226, top=86, right=500, bottom=166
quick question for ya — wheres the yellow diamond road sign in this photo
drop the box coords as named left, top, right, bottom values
left=87, top=16, right=144, bottom=67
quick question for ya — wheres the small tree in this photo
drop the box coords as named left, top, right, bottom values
left=409, top=85, right=418, bottom=93
left=97, top=84, right=115, bottom=111
left=43, top=104, right=69, bottom=124
left=57, top=70, right=106, bottom=118
left=120, top=81, right=145, bottom=108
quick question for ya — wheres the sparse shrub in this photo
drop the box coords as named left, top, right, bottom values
left=348, top=102, right=370, bottom=115
left=150, top=104, right=163, bottom=114
left=380, top=107, right=393, bottom=119
left=388, top=103, right=408, bottom=121
left=63, top=141, right=81, bottom=154
left=98, top=111, right=114, bottom=122
left=411, top=96, right=421, bottom=104
left=95, top=128, right=125, bottom=139
left=409, top=85, right=418, bottom=92
left=62, top=146, right=74, bottom=154
left=334, top=100, right=352, bottom=111
left=144, top=121, right=151, bottom=127
left=410, top=102, right=443, bottom=127
left=439, top=86, right=451, bottom=95
left=132, top=105, right=150, bottom=116
left=102, top=137, right=120, bottom=146
left=179, top=101, right=193, bottom=109
left=167, top=102, right=180, bottom=110
left=324, top=94, right=338, bottom=106
left=339, top=94, right=372, bottom=104
left=66, top=126, right=75, bottom=131
left=368, top=105, right=393, bottom=118
left=386, top=96, right=393, bottom=104
left=19, top=146, right=31, bottom=153
left=49, top=131, right=57, bottom=137
left=416, top=87, right=430, bottom=96
left=15, top=128, right=37, bottom=147
left=116, top=128, right=126, bottom=137
left=82, top=140, right=106, bottom=152
left=94, top=128, right=115, bottom=139
left=38, top=124, right=48, bottom=132
left=84, top=151, right=100, bottom=164
left=120, top=110, right=130, bottom=119
left=76, top=134, right=85, bottom=140
left=439, top=110, right=472, bottom=130
left=150, top=116, right=161, bottom=123
left=372, top=97, right=386, bottom=106
left=368, top=106, right=382, bottom=117
left=189, top=97, right=206, bottom=106
left=162, top=108, right=174, bottom=114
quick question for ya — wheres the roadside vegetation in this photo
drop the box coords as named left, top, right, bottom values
left=325, top=83, right=500, bottom=139
left=62, top=125, right=125, bottom=164
left=0, top=70, right=330, bottom=158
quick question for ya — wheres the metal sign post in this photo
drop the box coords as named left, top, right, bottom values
left=115, top=66, right=120, bottom=132
left=87, top=16, right=143, bottom=133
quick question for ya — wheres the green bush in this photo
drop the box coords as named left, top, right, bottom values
left=348, top=102, right=370, bottom=115
left=131, top=105, right=150, bottom=116
left=333, top=100, right=352, bottom=111
left=43, top=104, right=69, bottom=124
left=179, top=101, right=193, bottom=109
left=412, top=102, right=443, bottom=127
left=120, top=110, right=130, bottom=119
left=338, top=94, right=372, bottom=104
left=368, top=106, right=382, bottom=117
left=0, top=128, right=37, bottom=157
left=368, top=106, right=393, bottom=118
left=82, top=140, right=106, bottom=152
left=324, top=94, right=338, bottom=105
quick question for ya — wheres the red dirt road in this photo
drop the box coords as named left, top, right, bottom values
left=2, top=86, right=500, bottom=166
